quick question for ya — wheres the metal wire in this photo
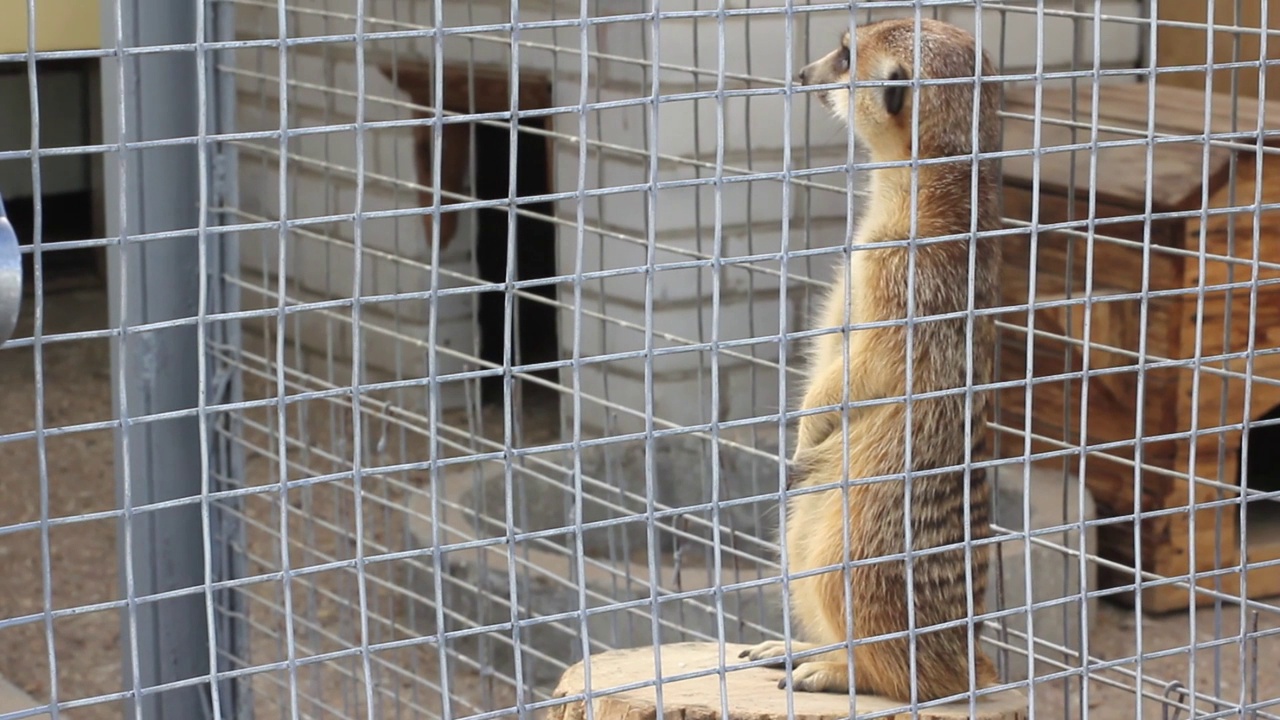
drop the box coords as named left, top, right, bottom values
left=4, top=1, right=1280, bottom=719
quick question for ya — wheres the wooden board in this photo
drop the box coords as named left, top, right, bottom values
left=375, top=59, right=554, bottom=250
left=994, top=72, right=1280, bottom=615
left=1106, top=553, right=1280, bottom=614
left=548, top=643, right=1029, bottom=720
left=1157, top=2, right=1280, bottom=103
left=999, top=109, right=1230, bottom=214
left=1173, top=346, right=1280, bottom=450
left=1008, top=82, right=1280, bottom=144
left=1000, top=82, right=1280, bottom=213
left=999, top=186, right=1186, bottom=289
left=1182, top=152, right=1280, bottom=293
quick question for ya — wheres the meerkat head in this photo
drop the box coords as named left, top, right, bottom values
left=797, top=18, right=1000, bottom=164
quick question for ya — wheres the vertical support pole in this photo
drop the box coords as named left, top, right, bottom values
left=208, top=0, right=249, bottom=715
left=101, top=0, right=216, bottom=717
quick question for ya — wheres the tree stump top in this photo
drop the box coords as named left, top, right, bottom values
left=548, top=642, right=1028, bottom=720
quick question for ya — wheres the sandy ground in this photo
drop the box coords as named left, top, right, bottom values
left=1, top=284, right=1279, bottom=720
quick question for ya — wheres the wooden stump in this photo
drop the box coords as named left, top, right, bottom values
left=548, top=642, right=1028, bottom=720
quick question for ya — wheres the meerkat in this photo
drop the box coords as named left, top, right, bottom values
left=739, top=18, right=1003, bottom=704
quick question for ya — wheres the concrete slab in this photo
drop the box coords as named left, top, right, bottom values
left=0, top=675, right=47, bottom=719
left=986, top=457, right=1099, bottom=689
left=397, top=429, right=787, bottom=689
left=397, top=438, right=1097, bottom=695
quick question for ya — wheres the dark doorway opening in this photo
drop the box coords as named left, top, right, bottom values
left=1240, top=403, right=1280, bottom=548
left=1, top=58, right=103, bottom=295
left=6, top=190, right=101, bottom=294
left=471, top=118, right=560, bottom=407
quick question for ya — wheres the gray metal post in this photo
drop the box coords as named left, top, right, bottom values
left=208, top=0, right=250, bottom=714
left=101, top=0, right=220, bottom=716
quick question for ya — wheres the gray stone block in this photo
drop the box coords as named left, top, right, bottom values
left=460, top=431, right=785, bottom=559
left=399, top=544, right=785, bottom=689
left=397, top=430, right=787, bottom=690
left=985, top=458, right=1099, bottom=688
left=395, top=442, right=1097, bottom=694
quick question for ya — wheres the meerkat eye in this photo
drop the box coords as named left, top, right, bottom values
left=883, top=66, right=907, bottom=116
left=838, top=46, right=850, bottom=72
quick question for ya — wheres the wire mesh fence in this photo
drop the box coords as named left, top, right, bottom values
left=2, top=0, right=1280, bottom=719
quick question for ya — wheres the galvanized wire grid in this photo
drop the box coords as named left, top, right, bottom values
left=1, top=0, right=1280, bottom=719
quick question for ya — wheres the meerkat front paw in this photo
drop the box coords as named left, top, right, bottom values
left=737, top=640, right=818, bottom=665
left=777, top=661, right=850, bottom=693
left=796, top=410, right=840, bottom=451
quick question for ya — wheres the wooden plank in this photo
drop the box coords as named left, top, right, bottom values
left=376, top=60, right=553, bottom=250
left=1158, top=454, right=1242, bottom=554
left=1088, top=402, right=1280, bottom=613
left=1173, top=304, right=1280, bottom=429
left=1174, top=431, right=1246, bottom=489
left=1097, top=508, right=1250, bottom=614
left=1005, top=82, right=1280, bottom=145
left=1121, top=532, right=1280, bottom=612
left=993, top=383, right=1180, bottom=514
left=1051, top=294, right=1169, bottom=413
left=1113, top=571, right=1280, bottom=613
left=997, top=282, right=1181, bottom=395
left=1185, top=232, right=1280, bottom=289
left=1182, top=153, right=1280, bottom=289
left=1156, top=1, right=1280, bottom=104
left=1171, top=502, right=1240, bottom=566
left=1153, top=508, right=1240, bottom=583
left=1000, top=187, right=1186, bottom=284
left=1108, top=312, right=1280, bottom=504
left=998, top=299, right=1182, bottom=416
left=1243, top=549, right=1280, bottom=600
left=1186, top=294, right=1280, bottom=364
left=1000, top=109, right=1230, bottom=213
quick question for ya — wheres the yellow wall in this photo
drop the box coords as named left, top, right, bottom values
left=0, top=0, right=101, bottom=55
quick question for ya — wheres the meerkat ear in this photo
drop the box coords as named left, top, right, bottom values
left=883, top=65, right=909, bottom=116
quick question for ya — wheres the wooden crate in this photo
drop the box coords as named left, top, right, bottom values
left=997, top=81, right=1280, bottom=613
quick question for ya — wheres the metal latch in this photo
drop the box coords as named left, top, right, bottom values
left=0, top=191, right=22, bottom=346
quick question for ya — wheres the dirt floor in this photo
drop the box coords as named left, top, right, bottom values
left=1, top=283, right=1279, bottom=719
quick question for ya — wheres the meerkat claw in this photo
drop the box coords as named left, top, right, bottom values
left=740, top=640, right=820, bottom=669
left=739, top=640, right=788, bottom=664
left=782, top=662, right=850, bottom=694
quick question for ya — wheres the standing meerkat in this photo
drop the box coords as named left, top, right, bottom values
left=739, top=18, right=1003, bottom=703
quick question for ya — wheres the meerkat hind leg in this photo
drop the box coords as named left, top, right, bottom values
left=737, top=639, right=822, bottom=665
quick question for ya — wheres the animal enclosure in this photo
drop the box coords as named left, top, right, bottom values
left=1, top=1, right=1280, bottom=720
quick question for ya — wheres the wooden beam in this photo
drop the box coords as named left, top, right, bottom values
left=1157, top=1, right=1280, bottom=101
left=376, top=60, right=553, bottom=250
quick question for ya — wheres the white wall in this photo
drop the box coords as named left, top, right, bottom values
left=232, top=0, right=1145, bottom=429
left=550, top=0, right=1146, bottom=434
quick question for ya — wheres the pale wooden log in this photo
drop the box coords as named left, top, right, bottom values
left=547, top=642, right=1028, bottom=720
